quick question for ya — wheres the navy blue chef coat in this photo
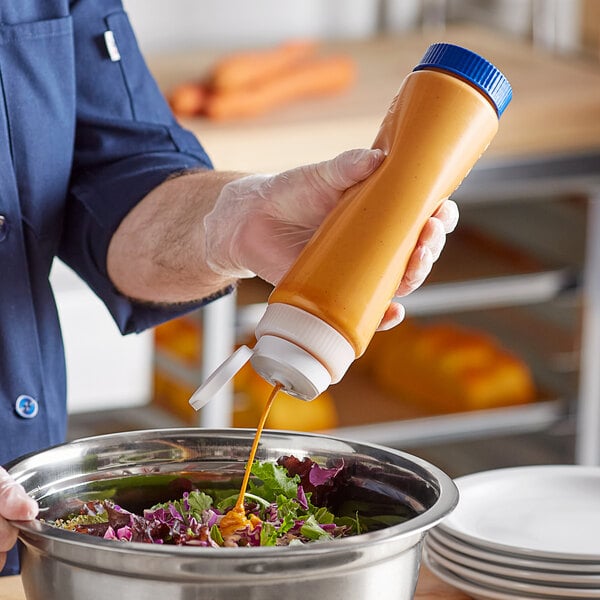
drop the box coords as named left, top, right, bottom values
left=1, top=0, right=224, bottom=575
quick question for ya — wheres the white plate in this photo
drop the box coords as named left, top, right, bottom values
left=424, top=551, right=552, bottom=600
left=429, top=529, right=600, bottom=573
left=426, top=545, right=600, bottom=598
left=438, top=465, right=600, bottom=561
left=425, top=535, right=600, bottom=585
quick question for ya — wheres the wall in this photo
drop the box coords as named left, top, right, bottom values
left=122, top=0, right=584, bottom=55
left=122, top=0, right=381, bottom=54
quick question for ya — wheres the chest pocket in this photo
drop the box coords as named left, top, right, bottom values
left=0, top=17, right=75, bottom=240
left=104, top=11, right=175, bottom=124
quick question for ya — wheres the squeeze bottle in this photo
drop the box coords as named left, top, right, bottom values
left=190, top=42, right=512, bottom=409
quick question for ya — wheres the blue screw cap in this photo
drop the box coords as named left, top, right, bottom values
left=414, top=43, right=512, bottom=117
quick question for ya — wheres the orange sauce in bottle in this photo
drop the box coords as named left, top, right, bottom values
left=269, top=69, right=499, bottom=358
left=219, top=383, right=282, bottom=537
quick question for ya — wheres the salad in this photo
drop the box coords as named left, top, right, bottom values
left=48, top=455, right=412, bottom=547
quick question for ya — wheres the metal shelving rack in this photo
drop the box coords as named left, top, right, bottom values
left=197, top=151, right=600, bottom=461
left=150, top=26, right=600, bottom=464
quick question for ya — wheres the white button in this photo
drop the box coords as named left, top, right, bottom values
left=15, top=395, right=39, bottom=419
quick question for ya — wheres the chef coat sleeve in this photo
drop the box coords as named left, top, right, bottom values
left=58, top=0, right=231, bottom=335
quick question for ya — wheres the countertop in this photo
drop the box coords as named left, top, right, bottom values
left=148, top=25, right=600, bottom=174
left=0, top=566, right=470, bottom=599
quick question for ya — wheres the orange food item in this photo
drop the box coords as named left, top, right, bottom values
left=152, top=370, right=197, bottom=423
left=168, top=81, right=208, bottom=117
left=151, top=357, right=339, bottom=430
left=233, top=362, right=338, bottom=431
left=369, top=321, right=536, bottom=413
left=154, top=317, right=203, bottom=365
left=209, top=40, right=318, bottom=92
left=204, top=55, right=356, bottom=121
left=168, top=41, right=355, bottom=121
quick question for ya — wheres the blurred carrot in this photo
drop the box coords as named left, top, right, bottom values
left=169, top=81, right=208, bottom=117
left=205, top=55, right=356, bottom=121
left=210, top=40, right=318, bottom=92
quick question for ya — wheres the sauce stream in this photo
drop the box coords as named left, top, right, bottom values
left=219, top=382, right=282, bottom=537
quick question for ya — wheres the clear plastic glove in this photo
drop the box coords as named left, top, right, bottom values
left=0, top=466, right=38, bottom=571
left=204, top=148, right=458, bottom=329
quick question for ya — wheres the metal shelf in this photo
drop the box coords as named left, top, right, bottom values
left=214, top=272, right=575, bottom=449
left=400, top=269, right=578, bottom=315
left=321, top=400, right=565, bottom=448
left=235, top=268, right=577, bottom=333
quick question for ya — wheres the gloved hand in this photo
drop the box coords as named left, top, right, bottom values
left=204, top=148, right=458, bottom=329
left=0, top=466, right=38, bottom=571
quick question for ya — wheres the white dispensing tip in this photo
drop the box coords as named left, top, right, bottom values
left=255, top=303, right=355, bottom=384
left=251, top=335, right=332, bottom=401
left=190, top=303, right=357, bottom=407
left=188, top=345, right=253, bottom=411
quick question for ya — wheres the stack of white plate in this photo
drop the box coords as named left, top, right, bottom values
left=423, top=465, right=600, bottom=600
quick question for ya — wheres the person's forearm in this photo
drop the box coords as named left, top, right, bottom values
left=106, top=169, right=243, bottom=304
left=107, top=149, right=458, bottom=324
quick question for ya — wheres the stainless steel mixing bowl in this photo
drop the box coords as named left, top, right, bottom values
left=9, top=428, right=458, bottom=600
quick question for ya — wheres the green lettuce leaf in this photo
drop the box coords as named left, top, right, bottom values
left=300, top=515, right=333, bottom=541
left=249, top=461, right=300, bottom=501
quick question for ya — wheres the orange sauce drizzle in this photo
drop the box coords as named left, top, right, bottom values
left=219, top=382, right=282, bottom=537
